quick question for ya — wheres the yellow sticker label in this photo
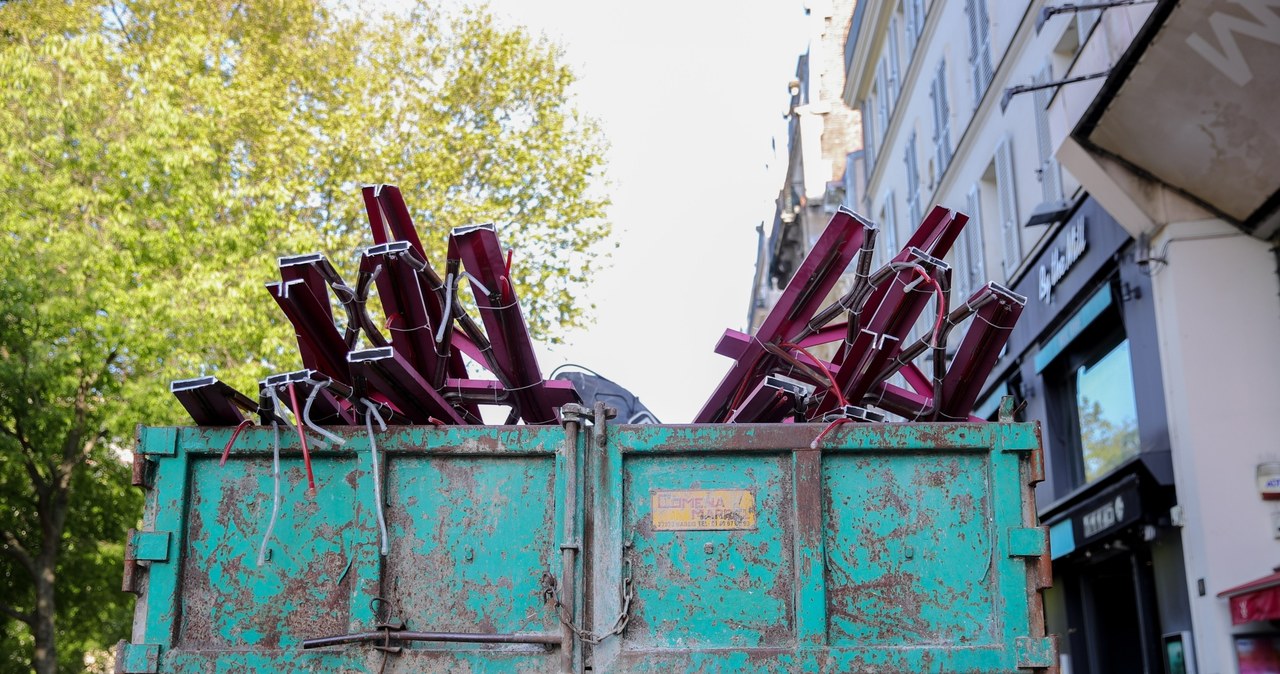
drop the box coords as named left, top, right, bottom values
left=651, top=489, right=757, bottom=531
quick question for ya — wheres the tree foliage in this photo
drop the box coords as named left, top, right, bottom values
left=0, top=1, right=609, bottom=670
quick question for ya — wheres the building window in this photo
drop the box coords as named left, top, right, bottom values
left=887, top=15, right=902, bottom=105
left=993, top=137, right=1021, bottom=278
left=954, top=185, right=986, bottom=300
left=879, top=192, right=899, bottom=266
left=863, top=102, right=877, bottom=176
left=930, top=59, right=952, bottom=177
left=843, top=152, right=861, bottom=210
left=965, top=0, right=993, bottom=106
left=904, top=131, right=921, bottom=228
left=1074, top=336, right=1140, bottom=482
left=905, top=0, right=926, bottom=56
left=1033, top=63, right=1064, bottom=204
left=877, top=62, right=891, bottom=133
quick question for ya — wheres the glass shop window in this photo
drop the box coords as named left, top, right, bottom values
left=1074, top=337, right=1140, bottom=482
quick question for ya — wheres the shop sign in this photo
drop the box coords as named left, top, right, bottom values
left=1037, top=218, right=1088, bottom=303
left=1082, top=494, right=1127, bottom=538
left=1074, top=480, right=1142, bottom=544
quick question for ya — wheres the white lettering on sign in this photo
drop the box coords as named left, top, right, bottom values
left=1037, top=219, right=1088, bottom=303
left=1186, top=1, right=1280, bottom=87
left=1082, top=495, right=1127, bottom=539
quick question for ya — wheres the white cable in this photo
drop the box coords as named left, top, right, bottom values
left=302, top=382, right=346, bottom=446
left=460, top=271, right=491, bottom=298
left=257, top=422, right=282, bottom=567
left=435, top=272, right=454, bottom=344
left=362, top=400, right=390, bottom=556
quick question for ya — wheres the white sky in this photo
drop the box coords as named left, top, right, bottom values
left=480, top=0, right=812, bottom=422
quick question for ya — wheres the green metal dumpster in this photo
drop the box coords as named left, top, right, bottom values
left=117, top=401, right=1056, bottom=673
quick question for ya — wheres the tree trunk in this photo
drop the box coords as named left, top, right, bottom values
left=32, top=559, right=57, bottom=674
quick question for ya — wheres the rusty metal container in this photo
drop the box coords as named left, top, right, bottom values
left=117, top=400, right=1056, bottom=673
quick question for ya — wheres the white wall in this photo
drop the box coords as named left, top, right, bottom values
left=1149, top=219, right=1280, bottom=674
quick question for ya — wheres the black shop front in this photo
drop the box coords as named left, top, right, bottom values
left=971, top=196, right=1194, bottom=674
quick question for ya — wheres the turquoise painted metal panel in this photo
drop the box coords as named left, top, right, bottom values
left=121, top=405, right=1055, bottom=673
left=622, top=454, right=795, bottom=650
left=823, top=452, right=994, bottom=647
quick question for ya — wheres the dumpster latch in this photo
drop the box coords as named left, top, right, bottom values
left=545, top=559, right=633, bottom=645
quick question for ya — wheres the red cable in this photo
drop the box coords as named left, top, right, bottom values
left=912, top=268, right=946, bottom=348
left=779, top=341, right=849, bottom=408
left=287, top=382, right=318, bottom=494
left=218, top=419, right=254, bottom=467
left=505, top=249, right=513, bottom=275
left=810, top=417, right=852, bottom=449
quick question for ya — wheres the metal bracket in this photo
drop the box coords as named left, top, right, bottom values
left=560, top=403, right=590, bottom=426
left=130, top=452, right=155, bottom=489
left=1035, top=0, right=1156, bottom=33
left=135, top=426, right=177, bottom=457
left=1001, top=70, right=1111, bottom=112
left=1015, top=635, right=1058, bottom=669
left=1008, top=527, right=1049, bottom=558
left=116, top=642, right=161, bottom=673
left=133, top=531, right=171, bottom=562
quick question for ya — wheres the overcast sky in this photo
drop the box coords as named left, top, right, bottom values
left=479, top=0, right=812, bottom=422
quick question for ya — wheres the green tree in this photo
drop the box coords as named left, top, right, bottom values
left=0, top=1, right=610, bottom=671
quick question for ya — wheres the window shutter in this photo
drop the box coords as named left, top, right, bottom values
left=930, top=79, right=940, bottom=144
left=962, top=185, right=986, bottom=298
left=844, top=153, right=859, bottom=209
left=863, top=103, right=877, bottom=176
left=876, top=65, right=889, bottom=139
left=978, top=0, right=993, bottom=90
left=933, top=59, right=951, bottom=175
left=995, top=138, right=1021, bottom=278
left=1033, top=64, right=1063, bottom=203
left=905, top=3, right=918, bottom=59
left=965, top=0, right=981, bottom=103
left=888, top=17, right=901, bottom=105
left=882, top=193, right=899, bottom=265
left=905, top=132, right=921, bottom=227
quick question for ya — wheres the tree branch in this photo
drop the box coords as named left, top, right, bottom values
left=0, top=599, right=34, bottom=626
left=1, top=529, right=36, bottom=577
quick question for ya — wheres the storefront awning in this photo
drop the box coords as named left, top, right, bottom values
left=1219, top=571, right=1280, bottom=625
left=1074, top=0, right=1280, bottom=239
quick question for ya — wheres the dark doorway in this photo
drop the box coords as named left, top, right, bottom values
left=1084, top=552, right=1145, bottom=674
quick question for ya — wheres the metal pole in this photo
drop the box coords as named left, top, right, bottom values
left=302, top=630, right=563, bottom=649
left=560, top=409, right=581, bottom=674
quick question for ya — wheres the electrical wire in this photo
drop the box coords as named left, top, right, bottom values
left=302, top=382, right=346, bottom=446
left=435, top=273, right=455, bottom=344
left=219, top=418, right=254, bottom=467
left=779, top=341, right=848, bottom=408
left=362, top=400, right=390, bottom=556
left=286, top=382, right=318, bottom=495
left=257, top=422, right=282, bottom=567
left=810, top=417, right=852, bottom=449
left=913, top=268, right=947, bottom=348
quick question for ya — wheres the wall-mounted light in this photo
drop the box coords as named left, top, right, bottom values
left=788, top=80, right=801, bottom=97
